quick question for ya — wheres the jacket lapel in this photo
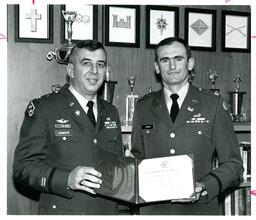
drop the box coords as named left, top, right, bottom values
left=94, top=97, right=108, bottom=135
left=151, top=89, right=173, bottom=127
left=171, top=85, right=201, bottom=131
left=61, top=86, right=95, bottom=130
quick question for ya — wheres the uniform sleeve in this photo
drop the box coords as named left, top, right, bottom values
left=13, top=99, right=74, bottom=199
left=200, top=98, right=244, bottom=202
left=131, top=102, right=145, bottom=159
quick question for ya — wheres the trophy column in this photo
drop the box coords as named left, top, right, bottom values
left=125, top=76, right=139, bottom=126
left=228, top=75, right=247, bottom=122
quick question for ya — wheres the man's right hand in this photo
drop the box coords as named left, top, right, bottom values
left=67, top=166, right=102, bottom=194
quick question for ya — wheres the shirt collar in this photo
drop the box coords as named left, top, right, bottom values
left=68, top=84, right=97, bottom=114
left=164, top=82, right=189, bottom=109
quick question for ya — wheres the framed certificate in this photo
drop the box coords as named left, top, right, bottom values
left=94, top=147, right=195, bottom=203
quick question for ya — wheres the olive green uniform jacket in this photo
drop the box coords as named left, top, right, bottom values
left=131, top=84, right=243, bottom=215
left=13, top=84, right=127, bottom=215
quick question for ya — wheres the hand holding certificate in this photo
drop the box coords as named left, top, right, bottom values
left=138, top=155, right=195, bottom=203
left=93, top=147, right=195, bottom=204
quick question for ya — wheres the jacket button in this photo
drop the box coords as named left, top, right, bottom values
left=170, top=149, right=175, bottom=154
left=93, top=138, right=97, bottom=144
left=52, top=205, right=57, bottom=209
left=170, top=133, right=175, bottom=138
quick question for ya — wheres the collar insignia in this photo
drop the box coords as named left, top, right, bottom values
left=187, top=106, right=194, bottom=112
left=75, top=110, right=80, bottom=116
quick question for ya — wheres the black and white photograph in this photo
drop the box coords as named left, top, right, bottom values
left=185, top=8, right=216, bottom=51
left=61, top=4, right=98, bottom=43
left=221, top=10, right=251, bottom=52
left=104, top=5, right=140, bottom=47
left=1, top=1, right=255, bottom=217
left=145, top=5, right=179, bottom=48
left=14, top=4, right=53, bottom=43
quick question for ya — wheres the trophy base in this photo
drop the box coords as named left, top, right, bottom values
left=230, top=113, right=247, bottom=123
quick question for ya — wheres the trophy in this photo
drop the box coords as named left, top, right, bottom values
left=207, top=69, right=220, bottom=94
left=125, top=76, right=139, bottom=126
left=228, top=75, right=246, bottom=122
left=98, top=62, right=117, bottom=104
left=47, top=11, right=77, bottom=64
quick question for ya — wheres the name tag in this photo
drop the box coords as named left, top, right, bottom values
left=55, top=124, right=71, bottom=128
left=55, top=129, right=73, bottom=136
left=142, top=124, right=154, bottom=129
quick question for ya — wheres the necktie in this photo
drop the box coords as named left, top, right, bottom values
left=87, top=101, right=96, bottom=127
left=170, top=94, right=179, bottom=122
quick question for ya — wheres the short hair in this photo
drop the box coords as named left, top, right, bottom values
left=69, top=40, right=107, bottom=63
left=154, top=37, right=192, bottom=61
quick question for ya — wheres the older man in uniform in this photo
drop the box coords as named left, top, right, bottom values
left=13, top=40, right=128, bottom=214
left=131, top=37, right=243, bottom=215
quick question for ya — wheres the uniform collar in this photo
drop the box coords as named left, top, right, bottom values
left=164, top=81, right=189, bottom=111
left=68, top=84, right=98, bottom=119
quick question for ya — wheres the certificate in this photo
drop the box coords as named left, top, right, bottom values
left=93, top=147, right=195, bottom=204
left=138, top=155, right=195, bottom=202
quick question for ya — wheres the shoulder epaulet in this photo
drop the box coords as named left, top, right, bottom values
left=138, top=91, right=157, bottom=102
left=198, top=88, right=221, bottom=97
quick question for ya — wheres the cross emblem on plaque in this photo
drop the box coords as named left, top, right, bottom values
left=26, top=9, right=42, bottom=32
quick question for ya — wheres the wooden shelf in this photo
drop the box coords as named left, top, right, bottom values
left=233, top=122, right=251, bottom=132
left=121, top=125, right=132, bottom=133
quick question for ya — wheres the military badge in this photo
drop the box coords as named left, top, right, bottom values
left=104, top=120, right=117, bottom=129
left=56, top=118, right=69, bottom=123
left=187, top=106, right=194, bottom=112
left=27, top=101, right=35, bottom=117
left=75, top=110, right=80, bottom=116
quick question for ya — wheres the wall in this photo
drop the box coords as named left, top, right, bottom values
left=7, top=5, right=251, bottom=214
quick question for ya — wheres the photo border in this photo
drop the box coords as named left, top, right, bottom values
left=185, top=8, right=216, bottom=51
left=14, top=4, right=53, bottom=43
left=104, top=5, right=140, bottom=48
left=145, top=5, right=179, bottom=49
left=60, top=5, right=98, bottom=44
left=221, top=10, right=251, bottom=53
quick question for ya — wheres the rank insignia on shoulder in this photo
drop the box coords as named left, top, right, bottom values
left=27, top=101, right=35, bottom=117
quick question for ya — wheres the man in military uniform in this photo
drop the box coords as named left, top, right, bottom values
left=131, top=37, right=243, bottom=215
left=13, top=40, right=128, bottom=214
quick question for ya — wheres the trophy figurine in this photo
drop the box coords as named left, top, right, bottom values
left=125, top=76, right=139, bottom=126
left=47, top=11, right=77, bottom=64
left=207, top=69, right=220, bottom=94
left=228, top=75, right=246, bottom=122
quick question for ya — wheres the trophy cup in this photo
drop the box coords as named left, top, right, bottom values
left=207, top=69, right=220, bottom=94
left=228, top=75, right=246, bottom=122
left=47, top=11, right=77, bottom=64
left=98, top=62, right=117, bottom=104
left=125, top=76, right=139, bottom=126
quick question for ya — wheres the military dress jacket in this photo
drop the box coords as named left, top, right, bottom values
left=131, top=84, right=243, bottom=215
left=13, top=84, right=126, bottom=215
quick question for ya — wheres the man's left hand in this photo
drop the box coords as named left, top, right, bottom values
left=171, top=182, right=207, bottom=203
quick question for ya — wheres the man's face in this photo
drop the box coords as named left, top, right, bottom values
left=68, top=48, right=106, bottom=99
left=154, top=41, right=194, bottom=90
